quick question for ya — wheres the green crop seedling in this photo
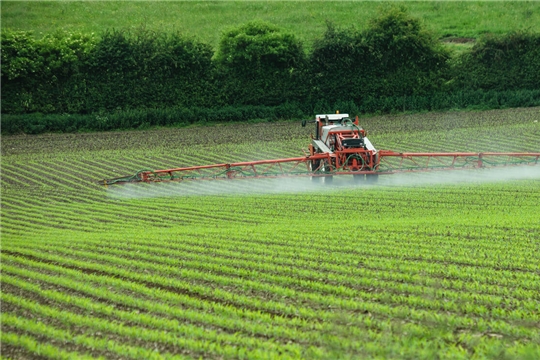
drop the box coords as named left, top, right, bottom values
left=1, top=108, right=539, bottom=359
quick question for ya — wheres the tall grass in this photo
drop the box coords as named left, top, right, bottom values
left=3, top=1, right=540, bottom=50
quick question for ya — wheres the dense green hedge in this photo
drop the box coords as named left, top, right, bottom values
left=85, top=30, right=216, bottom=112
left=309, top=7, right=451, bottom=105
left=1, top=29, right=216, bottom=114
left=214, top=20, right=308, bottom=106
left=2, top=6, right=539, bottom=135
left=450, top=31, right=540, bottom=92
left=1, top=31, right=97, bottom=114
left=4, top=89, right=539, bottom=135
left=0, top=103, right=307, bottom=134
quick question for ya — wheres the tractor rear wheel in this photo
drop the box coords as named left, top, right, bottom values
left=366, top=174, right=379, bottom=184
left=310, top=160, right=322, bottom=182
left=354, top=174, right=365, bottom=183
left=321, top=161, right=333, bottom=184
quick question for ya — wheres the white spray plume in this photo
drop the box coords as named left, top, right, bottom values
left=106, top=165, right=540, bottom=200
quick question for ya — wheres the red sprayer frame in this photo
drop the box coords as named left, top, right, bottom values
left=103, top=151, right=540, bottom=186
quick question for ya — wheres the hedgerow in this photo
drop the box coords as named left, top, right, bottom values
left=2, top=6, right=540, bottom=134
left=214, top=20, right=308, bottom=106
left=0, top=30, right=97, bottom=114
left=450, top=31, right=540, bottom=92
left=4, top=90, right=540, bottom=135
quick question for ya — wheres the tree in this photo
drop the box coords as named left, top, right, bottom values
left=215, top=20, right=307, bottom=106
left=363, top=5, right=450, bottom=96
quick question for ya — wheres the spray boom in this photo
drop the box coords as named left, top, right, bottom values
left=102, top=114, right=540, bottom=186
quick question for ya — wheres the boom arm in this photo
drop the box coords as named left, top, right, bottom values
left=102, top=151, right=540, bottom=186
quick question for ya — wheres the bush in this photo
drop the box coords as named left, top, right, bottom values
left=363, top=5, right=450, bottom=97
left=2, top=9, right=540, bottom=128
left=214, top=20, right=308, bottom=106
left=1, top=30, right=97, bottom=114
left=451, top=31, right=540, bottom=92
left=85, top=29, right=216, bottom=112
left=1, top=103, right=309, bottom=135
left=308, top=6, right=450, bottom=107
left=1, top=29, right=217, bottom=114
left=308, top=22, right=369, bottom=105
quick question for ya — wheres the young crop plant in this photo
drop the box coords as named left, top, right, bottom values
left=1, top=108, right=539, bottom=359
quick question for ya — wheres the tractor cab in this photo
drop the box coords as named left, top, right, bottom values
left=316, top=114, right=369, bottom=151
left=303, top=113, right=380, bottom=181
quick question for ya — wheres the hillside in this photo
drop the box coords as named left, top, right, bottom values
left=3, top=1, right=540, bottom=51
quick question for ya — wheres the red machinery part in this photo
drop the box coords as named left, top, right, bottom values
left=103, top=152, right=540, bottom=186
left=102, top=113, right=539, bottom=186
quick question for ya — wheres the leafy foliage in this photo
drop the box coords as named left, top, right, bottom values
left=309, top=6, right=450, bottom=106
left=0, top=28, right=216, bottom=115
left=214, top=20, right=307, bottom=106
left=0, top=103, right=311, bottom=135
left=362, top=5, right=451, bottom=96
left=451, top=31, right=540, bottom=91
left=1, top=7, right=539, bottom=125
left=86, top=29, right=216, bottom=112
left=1, top=30, right=97, bottom=113
left=308, top=22, right=368, bottom=105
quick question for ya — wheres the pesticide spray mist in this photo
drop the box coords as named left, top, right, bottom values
left=106, top=166, right=540, bottom=200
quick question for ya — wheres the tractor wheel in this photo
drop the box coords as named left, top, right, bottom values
left=321, top=162, right=333, bottom=184
left=354, top=174, right=365, bottom=183
left=310, top=160, right=322, bottom=183
left=366, top=174, right=379, bottom=184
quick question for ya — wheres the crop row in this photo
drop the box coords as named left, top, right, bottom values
left=4, top=197, right=538, bottom=270
left=7, top=234, right=540, bottom=305
left=3, top=176, right=538, bottom=231
left=3, top=120, right=537, bottom=194
left=3, top=248, right=539, bottom=345
left=2, top=291, right=299, bottom=360
left=374, top=123, right=538, bottom=153
left=3, top=252, right=536, bottom=334
left=2, top=109, right=539, bottom=359
left=3, top=258, right=539, bottom=359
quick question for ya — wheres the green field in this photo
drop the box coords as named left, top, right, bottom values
left=2, top=107, right=540, bottom=359
left=3, top=1, right=540, bottom=50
